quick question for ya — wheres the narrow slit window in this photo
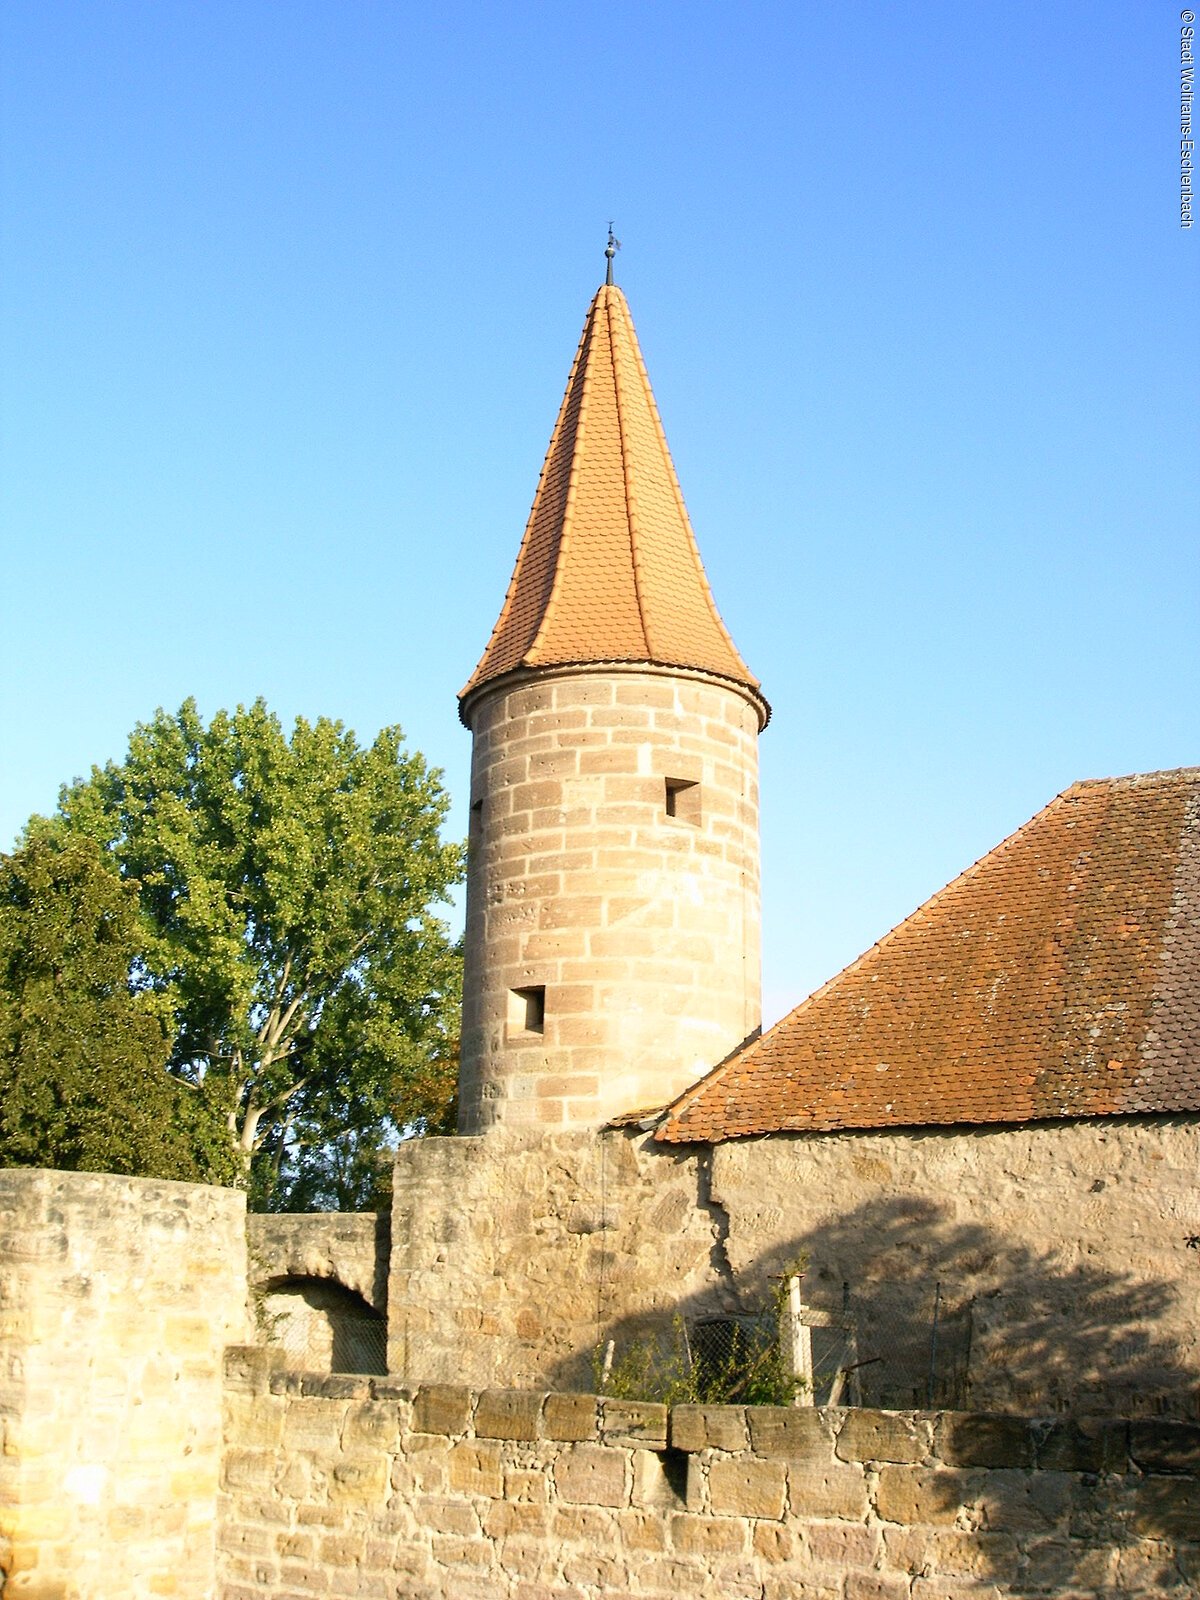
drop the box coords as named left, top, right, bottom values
left=469, top=797, right=483, bottom=836
left=665, top=778, right=701, bottom=825
left=508, top=985, right=545, bottom=1036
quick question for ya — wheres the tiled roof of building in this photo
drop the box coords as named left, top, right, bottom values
left=460, top=284, right=766, bottom=723
left=658, top=768, right=1200, bottom=1143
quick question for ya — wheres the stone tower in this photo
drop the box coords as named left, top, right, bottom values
left=457, top=274, right=768, bottom=1134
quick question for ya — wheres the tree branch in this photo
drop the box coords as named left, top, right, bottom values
left=273, top=952, right=293, bottom=1009
left=254, top=1072, right=314, bottom=1121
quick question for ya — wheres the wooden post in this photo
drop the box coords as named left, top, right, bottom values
left=601, top=1339, right=614, bottom=1390
left=786, top=1274, right=814, bottom=1406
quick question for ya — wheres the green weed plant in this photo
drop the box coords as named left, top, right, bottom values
left=595, top=1274, right=807, bottom=1407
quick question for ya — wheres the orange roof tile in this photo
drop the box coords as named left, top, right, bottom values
left=460, top=284, right=767, bottom=724
left=658, top=768, right=1200, bottom=1142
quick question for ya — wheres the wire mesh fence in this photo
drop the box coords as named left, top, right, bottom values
left=265, top=1306, right=388, bottom=1376
left=596, top=1309, right=800, bottom=1406
left=845, top=1281, right=974, bottom=1410
left=688, top=1314, right=780, bottom=1399
left=671, top=1279, right=975, bottom=1410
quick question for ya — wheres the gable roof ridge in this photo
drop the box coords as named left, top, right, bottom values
left=658, top=780, right=1084, bottom=1137
left=1072, top=766, right=1200, bottom=789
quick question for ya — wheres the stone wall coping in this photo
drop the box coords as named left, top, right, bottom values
left=221, top=1348, right=1197, bottom=1475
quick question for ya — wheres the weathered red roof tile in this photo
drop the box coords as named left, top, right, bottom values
left=657, top=768, right=1200, bottom=1142
left=460, top=284, right=767, bottom=725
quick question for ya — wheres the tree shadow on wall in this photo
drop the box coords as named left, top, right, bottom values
left=734, top=1195, right=1197, bottom=1420
left=569, top=1195, right=1196, bottom=1419
left=259, top=1276, right=388, bottom=1376
left=568, top=1194, right=1200, bottom=1590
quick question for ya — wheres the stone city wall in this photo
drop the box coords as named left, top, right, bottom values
left=710, top=1118, right=1200, bottom=1417
left=390, top=1118, right=1200, bottom=1418
left=0, top=1168, right=248, bottom=1600
left=388, top=1127, right=730, bottom=1389
left=219, top=1347, right=1200, bottom=1598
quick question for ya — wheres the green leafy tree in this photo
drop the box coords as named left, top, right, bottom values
left=280, top=1035, right=459, bottom=1212
left=0, top=834, right=236, bottom=1182
left=35, top=699, right=464, bottom=1207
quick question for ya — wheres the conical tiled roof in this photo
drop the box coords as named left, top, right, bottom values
left=460, top=284, right=766, bottom=723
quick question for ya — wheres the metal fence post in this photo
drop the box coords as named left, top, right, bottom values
left=927, top=1280, right=942, bottom=1408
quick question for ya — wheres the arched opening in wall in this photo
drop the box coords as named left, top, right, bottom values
left=258, top=1275, right=387, bottom=1375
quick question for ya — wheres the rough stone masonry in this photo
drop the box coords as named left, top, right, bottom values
left=219, top=1347, right=1200, bottom=1599
left=0, top=1168, right=247, bottom=1599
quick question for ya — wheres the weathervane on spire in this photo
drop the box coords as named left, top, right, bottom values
left=605, top=223, right=621, bottom=285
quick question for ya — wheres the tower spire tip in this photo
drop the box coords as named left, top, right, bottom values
left=605, top=223, right=621, bottom=286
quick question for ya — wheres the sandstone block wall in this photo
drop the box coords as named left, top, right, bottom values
left=458, top=667, right=762, bottom=1132
left=219, top=1350, right=1200, bottom=1598
left=390, top=1117, right=1200, bottom=1419
left=389, top=1129, right=729, bottom=1389
left=0, top=1169, right=248, bottom=1599
left=709, top=1118, right=1200, bottom=1418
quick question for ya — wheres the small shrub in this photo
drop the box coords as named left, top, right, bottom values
left=595, top=1264, right=808, bottom=1406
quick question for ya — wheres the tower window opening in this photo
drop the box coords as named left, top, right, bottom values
left=665, top=778, right=701, bottom=825
left=469, top=797, right=483, bottom=836
left=509, top=985, right=546, bottom=1036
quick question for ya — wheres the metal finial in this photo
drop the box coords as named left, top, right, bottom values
left=605, top=223, right=621, bottom=285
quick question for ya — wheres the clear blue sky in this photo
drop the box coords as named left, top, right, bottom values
left=2, top=1, right=1195, bottom=1025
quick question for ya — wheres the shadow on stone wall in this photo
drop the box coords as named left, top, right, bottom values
left=259, top=1276, right=388, bottom=1375
left=574, top=1195, right=1197, bottom=1420
left=557, top=1195, right=1200, bottom=1589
